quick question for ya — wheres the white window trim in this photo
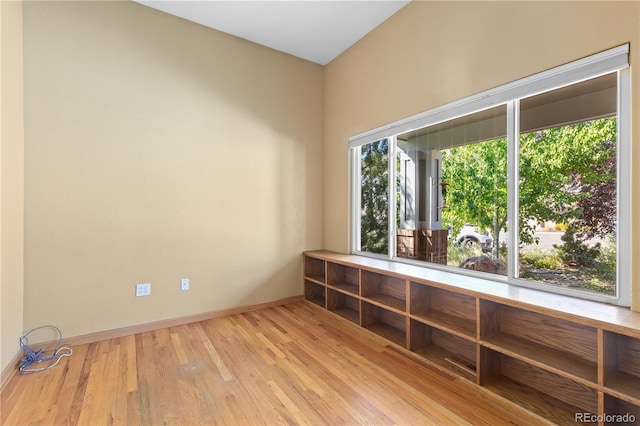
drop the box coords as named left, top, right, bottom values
left=616, top=67, right=631, bottom=307
left=350, top=44, right=631, bottom=306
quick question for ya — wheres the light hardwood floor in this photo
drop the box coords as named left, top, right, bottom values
left=1, top=302, right=546, bottom=425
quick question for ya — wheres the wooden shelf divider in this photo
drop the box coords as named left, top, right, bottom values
left=302, top=250, right=640, bottom=423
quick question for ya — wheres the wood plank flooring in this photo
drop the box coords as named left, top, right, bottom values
left=1, top=302, right=546, bottom=425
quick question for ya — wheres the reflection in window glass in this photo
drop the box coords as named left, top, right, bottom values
left=519, top=73, right=617, bottom=296
left=360, top=140, right=389, bottom=255
left=396, top=105, right=508, bottom=276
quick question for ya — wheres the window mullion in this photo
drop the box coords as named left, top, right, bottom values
left=351, top=146, right=362, bottom=253
left=388, top=136, right=397, bottom=260
left=507, top=100, right=520, bottom=279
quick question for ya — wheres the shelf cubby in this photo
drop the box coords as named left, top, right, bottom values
left=327, top=262, right=359, bottom=295
left=410, top=282, right=476, bottom=339
left=361, top=301, right=406, bottom=347
left=603, top=395, right=640, bottom=425
left=361, top=270, right=406, bottom=312
left=327, top=289, right=360, bottom=325
left=304, top=279, right=326, bottom=308
left=479, top=348, right=599, bottom=424
left=303, top=251, right=640, bottom=424
left=304, top=256, right=326, bottom=283
left=603, top=331, right=640, bottom=404
left=479, top=300, right=598, bottom=384
left=409, top=319, right=476, bottom=382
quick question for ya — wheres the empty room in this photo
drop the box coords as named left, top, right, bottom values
left=2, top=0, right=639, bottom=424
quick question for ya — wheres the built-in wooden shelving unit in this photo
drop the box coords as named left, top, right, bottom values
left=303, top=250, right=640, bottom=425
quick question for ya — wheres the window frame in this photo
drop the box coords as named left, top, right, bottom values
left=350, top=45, right=631, bottom=306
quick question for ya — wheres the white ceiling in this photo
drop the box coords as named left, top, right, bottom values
left=135, top=0, right=410, bottom=65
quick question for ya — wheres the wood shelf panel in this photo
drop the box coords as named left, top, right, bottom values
left=410, top=320, right=477, bottom=382
left=481, top=333, right=598, bottom=384
left=306, top=298, right=325, bottom=309
left=304, top=280, right=326, bottom=308
left=304, top=256, right=326, bottom=283
left=481, top=350, right=599, bottom=423
left=364, top=322, right=406, bottom=347
left=413, top=345, right=476, bottom=383
left=331, top=307, right=360, bottom=325
left=327, top=283, right=359, bottom=296
left=500, top=354, right=598, bottom=414
left=327, top=289, right=360, bottom=326
left=361, top=270, right=407, bottom=312
left=412, top=311, right=476, bottom=340
left=410, top=282, right=476, bottom=339
left=604, top=372, right=640, bottom=405
left=366, top=294, right=406, bottom=312
left=603, top=331, right=640, bottom=404
left=305, top=275, right=326, bottom=285
left=411, top=284, right=476, bottom=320
left=327, top=262, right=359, bottom=295
left=494, top=305, right=598, bottom=363
left=362, top=301, right=406, bottom=347
left=485, top=378, right=595, bottom=425
left=603, top=395, right=640, bottom=424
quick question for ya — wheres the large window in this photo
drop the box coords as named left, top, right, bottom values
left=350, top=45, right=630, bottom=306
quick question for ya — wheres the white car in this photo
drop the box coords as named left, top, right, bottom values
left=455, top=225, right=493, bottom=252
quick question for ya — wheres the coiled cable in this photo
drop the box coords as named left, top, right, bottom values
left=19, top=325, right=72, bottom=374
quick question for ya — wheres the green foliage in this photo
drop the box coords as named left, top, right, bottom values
left=555, top=226, right=601, bottom=268
left=554, top=226, right=616, bottom=283
left=519, top=119, right=617, bottom=243
left=596, top=239, right=617, bottom=282
left=520, top=250, right=563, bottom=270
left=442, top=118, right=617, bottom=260
left=447, top=244, right=483, bottom=268
left=442, top=138, right=507, bottom=257
left=360, top=140, right=389, bottom=254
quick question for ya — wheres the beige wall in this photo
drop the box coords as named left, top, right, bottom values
left=1, top=0, right=25, bottom=373
left=21, top=1, right=323, bottom=338
left=324, top=1, right=640, bottom=310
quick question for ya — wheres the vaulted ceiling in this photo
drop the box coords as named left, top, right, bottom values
left=135, top=1, right=410, bottom=65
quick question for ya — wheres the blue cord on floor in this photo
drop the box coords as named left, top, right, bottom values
left=19, top=325, right=73, bottom=374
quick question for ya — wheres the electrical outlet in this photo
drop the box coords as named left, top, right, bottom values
left=181, top=278, right=189, bottom=291
left=136, top=283, right=151, bottom=297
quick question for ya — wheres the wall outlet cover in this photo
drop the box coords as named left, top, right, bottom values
left=136, top=283, right=151, bottom=297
